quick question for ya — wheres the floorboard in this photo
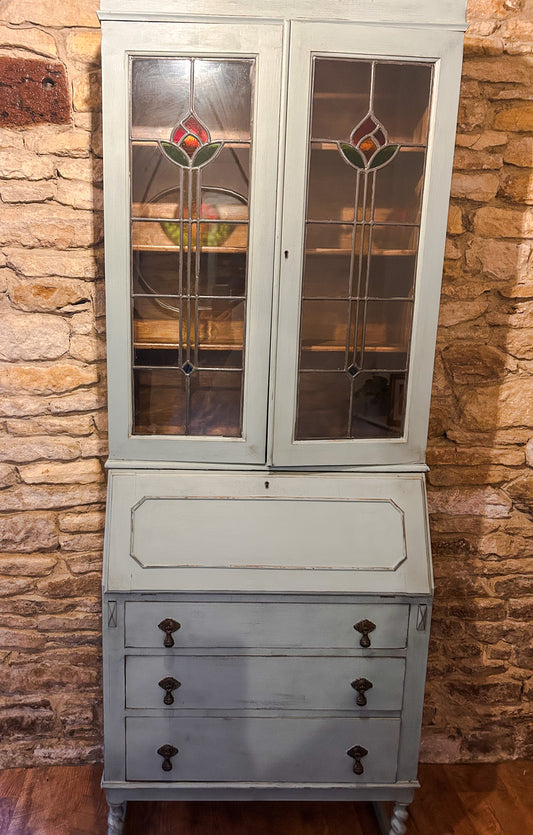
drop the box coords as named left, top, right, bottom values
left=0, top=762, right=531, bottom=834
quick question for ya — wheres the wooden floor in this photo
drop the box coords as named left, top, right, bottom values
left=0, top=761, right=532, bottom=834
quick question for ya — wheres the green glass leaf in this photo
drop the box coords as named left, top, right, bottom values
left=368, top=144, right=399, bottom=170
left=339, top=143, right=366, bottom=170
left=192, top=141, right=223, bottom=168
left=160, top=141, right=190, bottom=168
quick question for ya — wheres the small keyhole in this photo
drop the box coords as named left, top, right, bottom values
left=264, top=481, right=270, bottom=489
left=284, top=250, right=289, bottom=259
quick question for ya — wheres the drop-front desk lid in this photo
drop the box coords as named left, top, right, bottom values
left=104, top=471, right=433, bottom=594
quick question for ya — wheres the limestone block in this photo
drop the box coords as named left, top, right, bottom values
left=441, top=343, right=516, bottom=384
left=0, top=364, right=98, bottom=395
left=455, top=131, right=508, bottom=150
left=467, top=0, right=520, bottom=18
left=59, top=532, right=104, bottom=551
left=0, top=149, right=54, bottom=179
left=0, top=553, right=57, bottom=576
left=59, top=511, right=104, bottom=533
left=23, top=126, right=91, bottom=157
left=474, top=207, right=533, bottom=238
left=5, top=247, right=101, bottom=278
left=36, top=572, right=101, bottom=600
left=69, top=334, right=106, bottom=362
left=66, top=30, right=101, bottom=64
left=72, top=69, right=101, bottom=113
left=0, top=512, right=58, bottom=551
left=0, top=436, right=80, bottom=463
left=19, top=458, right=103, bottom=485
left=459, top=379, right=533, bottom=430
left=0, top=464, right=17, bottom=489
left=2, top=0, right=99, bottom=28
left=426, top=486, right=512, bottom=517
left=504, top=137, right=533, bottom=167
left=494, top=103, right=533, bottom=131
left=451, top=171, right=499, bottom=201
left=56, top=157, right=102, bottom=182
left=0, top=700, right=55, bottom=738
left=56, top=178, right=103, bottom=211
left=501, top=169, right=533, bottom=204
left=438, top=298, right=489, bottom=327
left=48, top=388, right=107, bottom=414
left=0, top=204, right=101, bottom=249
left=466, top=238, right=530, bottom=282
left=0, top=309, right=69, bottom=361
left=0, top=180, right=56, bottom=203
left=501, top=19, right=533, bottom=54
left=0, top=483, right=106, bottom=512
left=462, top=57, right=533, bottom=84
left=427, top=466, right=518, bottom=486
left=453, top=147, right=503, bottom=170
left=7, top=277, right=92, bottom=313
left=447, top=205, right=464, bottom=234
left=5, top=415, right=94, bottom=436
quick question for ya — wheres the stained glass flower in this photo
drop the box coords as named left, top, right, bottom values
left=338, top=113, right=399, bottom=171
left=159, top=112, right=223, bottom=169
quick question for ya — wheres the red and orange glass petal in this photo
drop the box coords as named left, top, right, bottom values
left=172, top=124, right=186, bottom=143
left=180, top=133, right=201, bottom=158
left=358, top=136, right=378, bottom=161
left=374, top=127, right=386, bottom=147
left=183, top=114, right=209, bottom=144
left=351, top=114, right=378, bottom=144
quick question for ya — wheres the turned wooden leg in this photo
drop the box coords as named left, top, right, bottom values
left=389, top=801, right=409, bottom=835
left=107, top=801, right=127, bottom=835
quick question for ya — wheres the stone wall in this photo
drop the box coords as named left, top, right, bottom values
left=0, top=0, right=532, bottom=767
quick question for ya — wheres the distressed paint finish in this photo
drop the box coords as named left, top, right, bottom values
left=99, top=2, right=464, bottom=833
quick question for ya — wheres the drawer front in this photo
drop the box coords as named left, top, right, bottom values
left=125, top=655, right=405, bottom=711
left=125, top=716, right=400, bottom=783
left=124, top=602, right=409, bottom=649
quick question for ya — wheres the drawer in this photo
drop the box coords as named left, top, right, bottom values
left=125, top=716, right=400, bottom=783
left=124, top=602, right=409, bottom=649
left=125, top=655, right=405, bottom=711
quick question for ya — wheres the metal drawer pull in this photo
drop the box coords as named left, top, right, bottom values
left=157, top=744, right=179, bottom=772
left=354, top=619, right=376, bottom=648
left=158, top=618, right=181, bottom=648
left=350, top=677, right=373, bottom=706
left=347, top=744, right=368, bottom=775
left=158, top=676, right=181, bottom=705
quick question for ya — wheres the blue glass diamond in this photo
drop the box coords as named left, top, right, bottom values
left=182, top=361, right=194, bottom=375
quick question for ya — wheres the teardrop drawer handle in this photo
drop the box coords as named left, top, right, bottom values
left=157, top=743, right=179, bottom=772
left=158, top=618, right=181, bottom=648
left=353, top=619, right=376, bottom=648
left=158, top=676, right=181, bottom=705
left=350, top=677, right=373, bottom=706
left=347, top=744, right=368, bottom=775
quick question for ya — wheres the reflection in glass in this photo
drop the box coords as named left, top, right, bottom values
left=130, top=56, right=254, bottom=437
left=134, top=369, right=186, bottom=435
left=190, top=371, right=242, bottom=436
left=295, top=56, right=433, bottom=441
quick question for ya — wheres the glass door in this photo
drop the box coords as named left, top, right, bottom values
left=102, top=20, right=283, bottom=463
left=272, top=22, right=463, bottom=466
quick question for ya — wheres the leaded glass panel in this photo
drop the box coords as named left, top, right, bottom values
left=130, top=57, right=254, bottom=436
left=295, top=57, right=432, bottom=441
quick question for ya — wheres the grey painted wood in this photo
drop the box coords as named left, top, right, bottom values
left=125, top=655, right=405, bottom=711
left=99, top=0, right=467, bottom=28
left=125, top=716, right=401, bottom=783
left=104, top=785, right=417, bottom=802
left=124, top=601, right=409, bottom=649
left=105, top=471, right=433, bottom=594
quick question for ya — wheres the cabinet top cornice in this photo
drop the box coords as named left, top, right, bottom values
left=99, top=0, right=467, bottom=30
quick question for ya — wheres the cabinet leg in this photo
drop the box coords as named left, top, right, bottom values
left=107, top=801, right=127, bottom=835
left=389, top=801, right=409, bottom=835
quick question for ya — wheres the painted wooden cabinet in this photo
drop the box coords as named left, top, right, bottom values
left=99, top=2, right=466, bottom=833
